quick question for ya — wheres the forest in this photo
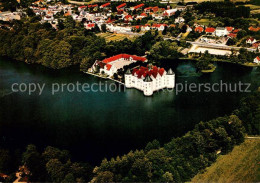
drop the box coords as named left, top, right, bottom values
left=0, top=15, right=180, bottom=72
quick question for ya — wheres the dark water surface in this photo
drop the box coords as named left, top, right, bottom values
left=0, top=57, right=259, bottom=165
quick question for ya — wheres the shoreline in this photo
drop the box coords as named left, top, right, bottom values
left=179, top=57, right=260, bottom=67
left=84, top=71, right=125, bottom=85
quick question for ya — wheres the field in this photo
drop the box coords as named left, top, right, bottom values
left=196, top=19, right=220, bottom=27
left=97, top=32, right=136, bottom=42
left=192, top=138, right=260, bottom=183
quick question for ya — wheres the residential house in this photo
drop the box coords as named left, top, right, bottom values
left=253, top=56, right=260, bottom=64
left=91, top=54, right=147, bottom=77
left=205, top=27, right=216, bottom=35
left=195, top=26, right=204, bottom=33
left=215, top=27, right=228, bottom=37
left=246, top=37, right=257, bottom=44
left=174, top=17, right=185, bottom=24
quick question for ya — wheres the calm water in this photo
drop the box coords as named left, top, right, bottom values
left=0, top=57, right=259, bottom=164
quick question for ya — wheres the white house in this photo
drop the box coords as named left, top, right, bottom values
left=246, top=37, right=257, bottom=44
left=91, top=54, right=147, bottom=77
left=175, top=17, right=185, bottom=24
left=253, top=56, right=260, bottom=64
left=163, top=9, right=177, bottom=17
left=43, top=15, right=54, bottom=22
left=152, top=24, right=167, bottom=31
left=125, top=66, right=175, bottom=96
left=215, top=27, right=228, bottom=37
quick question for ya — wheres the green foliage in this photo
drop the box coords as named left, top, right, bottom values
left=195, top=2, right=250, bottom=19
left=0, top=149, right=11, bottom=174
left=92, top=115, right=246, bottom=182
left=149, top=40, right=179, bottom=64
left=235, top=92, right=260, bottom=135
left=1, top=0, right=19, bottom=11
left=20, top=145, right=93, bottom=182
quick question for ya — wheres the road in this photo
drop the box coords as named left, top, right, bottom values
left=188, top=41, right=256, bottom=52
left=163, top=36, right=256, bottom=52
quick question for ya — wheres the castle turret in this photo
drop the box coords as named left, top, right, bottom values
left=125, top=69, right=132, bottom=88
left=166, top=68, right=175, bottom=88
left=143, top=75, right=153, bottom=96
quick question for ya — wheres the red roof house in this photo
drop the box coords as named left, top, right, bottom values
left=226, top=27, right=234, bottom=32
left=117, top=3, right=126, bottom=10
left=100, top=2, right=110, bottom=8
left=132, top=4, right=144, bottom=10
left=205, top=27, right=216, bottom=33
left=195, top=26, right=204, bottom=33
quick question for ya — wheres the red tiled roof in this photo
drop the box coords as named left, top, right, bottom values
left=101, top=2, right=110, bottom=8
left=195, top=26, right=203, bottom=33
left=132, top=65, right=166, bottom=79
left=117, top=3, right=126, bottom=9
left=124, top=14, right=132, bottom=20
left=228, top=33, right=237, bottom=38
left=79, top=5, right=86, bottom=9
left=88, top=4, right=98, bottom=8
left=249, top=26, right=260, bottom=32
left=133, top=4, right=144, bottom=10
left=140, top=12, right=147, bottom=17
left=106, top=64, right=112, bottom=71
left=205, top=27, right=215, bottom=33
left=233, top=29, right=240, bottom=33
left=226, top=27, right=233, bottom=32
left=247, top=37, right=255, bottom=42
left=102, top=54, right=147, bottom=64
left=253, top=42, right=260, bottom=48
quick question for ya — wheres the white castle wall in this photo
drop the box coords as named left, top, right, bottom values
left=125, top=70, right=175, bottom=96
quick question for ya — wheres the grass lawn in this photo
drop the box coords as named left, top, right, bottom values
left=192, top=138, right=260, bottom=183
left=196, top=19, right=218, bottom=26
left=97, top=33, right=135, bottom=42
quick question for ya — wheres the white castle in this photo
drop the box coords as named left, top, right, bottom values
left=125, top=65, right=175, bottom=96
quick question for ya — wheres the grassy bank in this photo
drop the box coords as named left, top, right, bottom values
left=192, top=138, right=260, bottom=183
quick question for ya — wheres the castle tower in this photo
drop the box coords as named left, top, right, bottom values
left=166, top=68, right=175, bottom=88
left=143, top=75, right=153, bottom=96
left=125, top=69, right=132, bottom=88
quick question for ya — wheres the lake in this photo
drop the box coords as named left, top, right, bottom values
left=0, top=57, right=259, bottom=165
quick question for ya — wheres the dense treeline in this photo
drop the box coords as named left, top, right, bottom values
left=0, top=145, right=93, bottom=182
left=91, top=92, right=260, bottom=182
left=0, top=18, right=178, bottom=71
left=195, top=2, right=250, bottom=19
left=235, top=92, right=260, bottom=135
left=92, top=115, right=245, bottom=182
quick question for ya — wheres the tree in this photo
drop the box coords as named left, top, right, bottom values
left=162, top=172, right=174, bottom=182
left=93, top=171, right=114, bottom=183
left=80, top=57, right=92, bottom=72
left=22, top=145, right=46, bottom=181
left=237, top=30, right=247, bottom=39
left=42, top=146, right=70, bottom=163
left=145, top=139, right=160, bottom=152
left=1, top=0, right=18, bottom=11
left=46, top=159, right=65, bottom=182
left=0, top=149, right=11, bottom=173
